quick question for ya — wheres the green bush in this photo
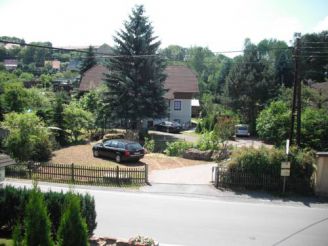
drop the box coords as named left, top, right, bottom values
left=196, top=131, right=219, bottom=151
left=144, top=137, right=155, bottom=153
left=227, top=146, right=316, bottom=192
left=164, top=141, right=193, bottom=156
left=1, top=112, right=52, bottom=162
left=256, top=100, right=290, bottom=146
left=0, top=186, right=97, bottom=238
left=301, top=108, right=328, bottom=151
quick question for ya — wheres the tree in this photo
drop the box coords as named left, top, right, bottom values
left=104, top=5, right=167, bottom=130
left=2, top=83, right=28, bottom=113
left=1, top=112, right=52, bottom=161
left=80, top=45, right=97, bottom=74
left=63, top=101, right=93, bottom=142
left=256, top=100, right=290, bottom=146
left=224, top=39, right=276, bottom=133
left=57, top=193, right=88, bottom=246
left=22, top=185, right=53, bottom=246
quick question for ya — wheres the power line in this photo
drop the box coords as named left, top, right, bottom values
left=0, top=40, right=160, bottom=58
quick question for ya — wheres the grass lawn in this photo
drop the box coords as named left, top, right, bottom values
left=0, top=238, right=13, bottom=246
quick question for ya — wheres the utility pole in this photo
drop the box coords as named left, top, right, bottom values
left=289, top=33, right=301, bottom=147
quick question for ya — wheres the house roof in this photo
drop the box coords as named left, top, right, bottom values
left=4, top=59, right=18, bottom=66
left=78, top=65, right=199, bottom=99
left=79, top=65, right=107, bottom=92
left=311, top=81, right=328, bottom=92
left=164, top=65, right=199, bottom=99
left=0, top=154, right=15, bottom=168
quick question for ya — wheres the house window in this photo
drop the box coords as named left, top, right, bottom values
left=174, top=101, right=181, bottom=111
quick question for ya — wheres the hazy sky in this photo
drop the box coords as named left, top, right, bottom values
left=0, top=0, right=327, bottom=53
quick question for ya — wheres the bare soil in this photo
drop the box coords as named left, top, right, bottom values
left=50, top=143, right=208, bottom=171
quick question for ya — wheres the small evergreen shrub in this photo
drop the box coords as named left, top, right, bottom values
left=57, top=193, right=88, bottom=246
left=22, top=186, right=53, bottom=246
left=0, top=186, right=96, bottom=237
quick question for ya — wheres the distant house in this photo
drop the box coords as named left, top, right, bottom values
left=79, top=65, right=107, bottom=92
left=310, top=81, right=328, bottom=108
left=96, top=43, right=112, bottom=55
left=45, top=60, right=61, bottom=70
left=0, top=154, right=16, bottom=185
left=4, top=59, right=18, bottom=70
left=78, top=65, right=199, bottom=126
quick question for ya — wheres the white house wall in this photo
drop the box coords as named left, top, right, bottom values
left=169, top=99, right=192, bottom=125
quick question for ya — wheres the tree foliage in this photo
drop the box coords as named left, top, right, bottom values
left=57, top=193, right=88, bottom=246
left=22, top=185, right=53, bottom=246
left=1, top=112, right=52, bottom=161
left=256, top=100, right=290, bottom=145
left=80, top=45, right=97, bottom=74
left=104, top=5, right=167, bottom=129
left=63, top=101, right=93, bottom=142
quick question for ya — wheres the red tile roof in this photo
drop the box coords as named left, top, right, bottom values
left=79, top=65, right=108, bottom=92
left=78, top=65, right=199, bottom=99
left=164, top=65, right=199, bottom=99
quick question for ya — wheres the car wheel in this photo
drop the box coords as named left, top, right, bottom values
left=115, top=154, right=121, bottom=163
left=93, top=150, right=99, bottom=157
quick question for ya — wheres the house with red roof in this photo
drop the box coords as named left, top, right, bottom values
left=79, top=65, right=199, bottom=126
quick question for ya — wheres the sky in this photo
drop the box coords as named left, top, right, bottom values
left=0, top=0, right=327, bottom=54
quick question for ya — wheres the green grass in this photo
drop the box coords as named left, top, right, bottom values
left=0, top=238, right=13, bottom=246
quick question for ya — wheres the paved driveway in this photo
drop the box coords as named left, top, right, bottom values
left=149, top=163, right=217, bottom=184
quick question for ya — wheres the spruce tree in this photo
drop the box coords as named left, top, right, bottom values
left=104, top=5, right=167, bottom=130
left=23, top=186, right=53, bottom=246
left=80, top=45, right=97, bottom=74
left=57, top=193, right=88, bottom=246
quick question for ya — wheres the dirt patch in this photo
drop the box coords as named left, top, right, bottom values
left=50, top=143, right=209, bottom=171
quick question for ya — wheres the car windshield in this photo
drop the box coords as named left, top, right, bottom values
left=126, top=143, right=142, bottom=151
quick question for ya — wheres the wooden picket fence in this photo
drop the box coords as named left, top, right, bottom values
left=5, top=162, right=148, bottom=186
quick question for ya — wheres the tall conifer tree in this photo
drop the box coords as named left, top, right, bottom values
left=80, top=45, right=97, bottom=74
left=104, top=5, right=167, bottom=129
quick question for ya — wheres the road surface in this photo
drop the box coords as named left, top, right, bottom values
left=4, top=180, right=328, bottom=246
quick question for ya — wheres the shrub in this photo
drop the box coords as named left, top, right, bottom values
left=1, top=112, right=52, bottom=161
left=164, top=141, right=193, bottom=156
left=0, top=186, right=97, bottom=237
left=226, top=146, right=316, bottom=192
left=144, top=137, right=155, bottom=153
left=301, top=108, right=328, bottom=151
left=196, top=131, right=219, bottom=151
left=22, top=185, right=53, bottom=246
left=256, top=100, right=290, bottom=146
left=57, top=193, right=88, bottom=246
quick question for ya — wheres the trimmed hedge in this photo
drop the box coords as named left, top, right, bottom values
left=226, top=147, right=316, bottom=193
left=0, top=186, right=97, bottom=237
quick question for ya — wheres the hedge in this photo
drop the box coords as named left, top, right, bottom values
left=0, top=186, right=97, bottom=238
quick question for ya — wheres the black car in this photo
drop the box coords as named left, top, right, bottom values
left=154, top=121, right=182, bottom=133
left=92, top=139, right=145, bottom=163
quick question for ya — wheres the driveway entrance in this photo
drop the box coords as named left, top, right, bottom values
left=149, top=163, right=216, bottom=185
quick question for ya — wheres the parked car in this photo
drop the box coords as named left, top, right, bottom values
left=154, top=121, right=182, bottom=133
left=92, top=139, right=145, bottom=163
left=235, top=124, right=250, bottom=137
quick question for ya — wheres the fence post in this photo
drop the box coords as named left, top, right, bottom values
left=116, top=166, right=120, bottom=185
left=215, top=167, right=219, bottom=188
left=71, top=163, right=75, bottom=183
left=144, top=164, right=149, bottom=184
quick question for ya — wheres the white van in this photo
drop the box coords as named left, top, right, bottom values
left=235, top=124, right=250, bottom=137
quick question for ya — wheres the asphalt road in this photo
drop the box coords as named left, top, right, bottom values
left=4, top=180, right=328, bottom=246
